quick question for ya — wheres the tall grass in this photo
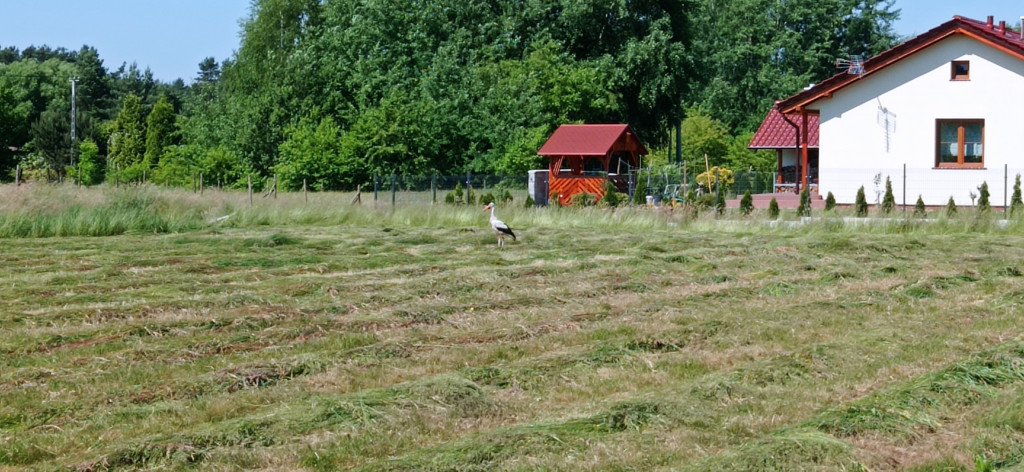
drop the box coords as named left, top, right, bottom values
left=3, top=183, right=1023, bottom=239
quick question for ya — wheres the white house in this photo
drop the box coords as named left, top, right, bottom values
left=753, top=15, right=1024, bottom=207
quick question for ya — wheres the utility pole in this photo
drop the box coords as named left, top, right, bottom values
left=70, top=77, right=79, bottom=167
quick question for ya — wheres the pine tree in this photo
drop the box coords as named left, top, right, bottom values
left=946, top=196, right=957, bottom=217
left=739, top=189, right=753, bottom=216
left=855, top=186, right=868, bottom=217
left=978, top=181, right=990, bottom=213
left=825, top=191, right=836, bottom=211
left=881, top=176, right=895, bottom=214
left=768, top=197, right=779, bottom=219
left=914, top=195, right=926, bottom=218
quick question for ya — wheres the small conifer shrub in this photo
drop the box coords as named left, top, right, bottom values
left=914, top=195, right=927, bottom=218
left=855, top=186, right=868, bottom=217
left=739, top=190, right=753, bottom=216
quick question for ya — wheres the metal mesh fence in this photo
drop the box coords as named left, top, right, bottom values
left=367, top=173, right=530, bottom=205
left=817, top=165, right=1024, bottom=210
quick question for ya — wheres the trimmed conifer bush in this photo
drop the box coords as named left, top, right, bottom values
left=739, top=190, right=753, bottom=216
left=881, top=176, right=895, bottom=214
left=855, top=186, right=868, bottom=217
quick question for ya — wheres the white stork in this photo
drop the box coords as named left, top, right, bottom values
left=483, top=202, right=516, bottom=247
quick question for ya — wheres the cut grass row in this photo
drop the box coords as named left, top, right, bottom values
left=4, top=185, right=1024, bottom=470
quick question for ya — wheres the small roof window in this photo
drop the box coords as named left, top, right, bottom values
left=951, top=60, right=970, bottom=80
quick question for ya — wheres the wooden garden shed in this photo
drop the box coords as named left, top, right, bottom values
left=537, top=124, right=647, bottom=205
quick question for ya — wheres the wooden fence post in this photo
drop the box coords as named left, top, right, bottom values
left=248, top=174, right=253, bottom=207
left=200, top=173, right=204, bottom=196
left=303, top=178, right=307, bottom=204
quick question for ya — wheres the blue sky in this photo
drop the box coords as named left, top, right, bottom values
left=0, top=0, right=251, bottom=83
left=0, top=0, right=1020, bottom=84
left=893, top=0, right=1021, bottom=36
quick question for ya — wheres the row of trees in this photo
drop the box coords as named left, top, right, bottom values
left=1, top=0, right=901, bottom=190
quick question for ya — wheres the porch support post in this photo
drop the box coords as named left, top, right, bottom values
left=800, top=108, right=810, bottom=193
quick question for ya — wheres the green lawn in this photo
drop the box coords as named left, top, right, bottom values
left=3, top=184, right=1024, bottom=471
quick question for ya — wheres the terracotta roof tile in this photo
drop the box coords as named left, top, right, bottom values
left=537, top=124, right=647, bottom=156
left=748, top=105, right=819, bottom=149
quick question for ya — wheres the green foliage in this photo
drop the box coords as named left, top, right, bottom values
left=632, top=176, right=649, bottom=205
left=881, top=176, right=895, bottom=214
left=29, top=106, right=70, bottom=177
left=143, top=95, right=177, bottom=169
left=451, top=182, right=464, bottom=205
left=195, top=146, right=244, bottom=188
left=739, top=190, right=753, bottom=216
left=276, top=115, right=362, bottom=191
left=681, top=107, right=730, bottom=167
left=797, top=186, right=811, bottom=217
left=947, top=196, right=958, bottom=217
left=825, top=192, right=836, bottom=211
left=570, top=192, right=597, bottom=207
left=599, top=181, right=623, bottom=208
left=725, top=131, right=775, bottom=173
left=978, top=182, right=990, bottom=213
left=714, top=187, right=726, bottom=215
left=501, top=189, right=513, bottom=204
left=109, top=93, right=147, bottom=176
left=524, top=195, right=535, bottom=208
left=150, top=144, right=198, bottom=187
left=696, top=166, right=734, bottom=193
left=688, top=0, right=899, bottom=131
left=77, top=139, right=104, bottom=185
left=479, top=192, right=496, bottom=206
left=914, top=195, right=927, bottom=218
left=1012, top=174, right=1023, bottom=216
left=768, top=197, right=779, bottom=219
left=855, top=186, right=868, bottom=217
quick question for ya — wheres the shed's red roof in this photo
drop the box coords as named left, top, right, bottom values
left=780, top=15, right=1024, bottom=113
left=748, top=105, right=819, bottom=149
left=537, top=124, right=647, bottom=156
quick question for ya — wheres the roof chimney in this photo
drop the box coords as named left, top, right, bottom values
left=987, top=15, right=994, bottom=27
left=999, top=20, right=1006, bottom=33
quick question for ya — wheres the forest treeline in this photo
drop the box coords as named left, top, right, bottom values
left=0, top=0, right=899, bottom=190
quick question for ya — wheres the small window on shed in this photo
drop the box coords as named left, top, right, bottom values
left=951, top=61, right=970, bottom=80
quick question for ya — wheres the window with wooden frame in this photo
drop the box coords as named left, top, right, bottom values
left=951, top=60, right=970, bottom=80
left=936, top=119, right=984, bottom=168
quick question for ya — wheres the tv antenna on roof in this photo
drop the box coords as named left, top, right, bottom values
left=835, top=55, right=865, bottom=75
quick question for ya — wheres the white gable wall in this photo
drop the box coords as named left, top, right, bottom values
left=814, top=35, right=1024, bottom=206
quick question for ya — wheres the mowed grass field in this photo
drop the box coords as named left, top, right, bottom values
left=5, top=185, right=1024, bottom=471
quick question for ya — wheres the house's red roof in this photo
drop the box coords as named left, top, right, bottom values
left=537, top=124, right=647, bottom=156
left=780, top=15, right=1024, bottom=113
left=748, top=105, right=819, bottom=149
